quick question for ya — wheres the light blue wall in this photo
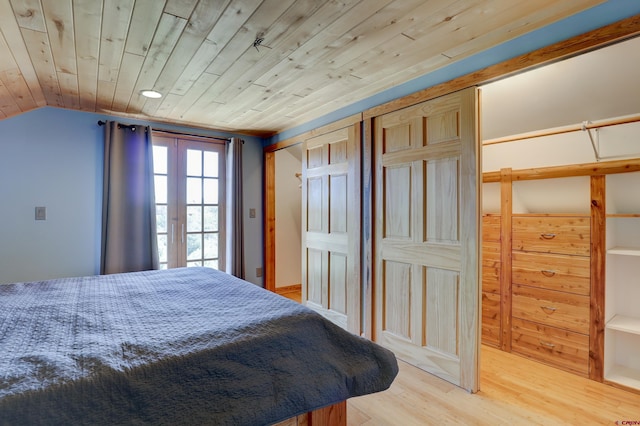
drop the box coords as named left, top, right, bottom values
left=266, top=0, right=640, bottom=145
left=0, top=107, right=264, bottom=285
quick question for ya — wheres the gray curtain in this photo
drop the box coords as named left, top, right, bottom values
left=100, top=121, right=159, bottom=274
left=225, top=137, right=244, bottom=278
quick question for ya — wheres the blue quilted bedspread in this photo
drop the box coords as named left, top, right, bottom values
left=0, top=267, right=397, bottom=425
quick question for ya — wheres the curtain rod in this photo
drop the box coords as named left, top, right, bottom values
left=97, top=120, right=231, bottom=142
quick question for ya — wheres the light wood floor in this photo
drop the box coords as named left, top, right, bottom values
left=348, top=345, right=640, bottom=425
left=278, top=289, right=640, bottom=424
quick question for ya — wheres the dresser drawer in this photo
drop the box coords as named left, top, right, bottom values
left=512, top=216, right=590, bottom=256
left=512, top=251, right=590, bottom=296
left=482, top=292, right=501, bottom=347
left=512, top=284, right=589, bottom=334
left=511, top=318, right=589, bottom=377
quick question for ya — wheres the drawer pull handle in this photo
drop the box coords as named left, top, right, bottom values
left=540, top=341, right=556, bottom=349
left=541, top=270, right=556, bottom=277
left=540, top=233, right=557, bottom=239
left=541, top=305, right=557, bottom=313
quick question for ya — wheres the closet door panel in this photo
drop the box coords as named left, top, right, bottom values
left=374, top=88, right=480, bottom=391
left=302, top=125, right=361, bottom=334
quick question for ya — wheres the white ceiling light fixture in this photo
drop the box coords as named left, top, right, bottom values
left=141, top=89, right=162, bottom=99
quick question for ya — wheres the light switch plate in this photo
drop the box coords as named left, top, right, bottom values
left=249, top=208, right=256, bottom=218
left=35, top=206, right=46, bottom=220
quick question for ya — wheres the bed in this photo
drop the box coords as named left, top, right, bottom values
left=0, top=267, right=397, bottom=425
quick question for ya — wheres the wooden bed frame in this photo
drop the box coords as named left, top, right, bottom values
left=275, top=401, right=346, bottom=426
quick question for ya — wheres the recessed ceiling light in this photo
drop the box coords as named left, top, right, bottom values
left=141, top=90, right=162, bottom=99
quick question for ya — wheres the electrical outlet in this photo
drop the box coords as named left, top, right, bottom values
left=256, top=267, right=263, bottom=277
left=35, top=206, right=46, bottom=220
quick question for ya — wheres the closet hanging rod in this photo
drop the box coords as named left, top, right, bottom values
left=483, top=112, right=640, bottom=145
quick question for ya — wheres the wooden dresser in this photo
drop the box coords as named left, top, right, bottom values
left=509, top=215, right=591, bottom=376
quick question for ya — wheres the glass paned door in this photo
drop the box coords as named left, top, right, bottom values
left=182, top=145, right=223, bottom=269
left=152, top=134, right=225, bottom=270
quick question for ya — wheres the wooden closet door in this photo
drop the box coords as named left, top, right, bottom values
left=374, top=88, right=480, bottom=392
left=302, top=125, right=361, bottom=334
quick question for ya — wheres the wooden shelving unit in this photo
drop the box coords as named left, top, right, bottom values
left=604, top=172, right=640, bottom=392
left=606, top=315, right=640, bottom=335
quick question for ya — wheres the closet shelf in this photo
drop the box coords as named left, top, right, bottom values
left=606, top=315, right=640, bottom=335
left=607, top=214, right=640, bottom=218
left=607, top=247, right=640, bottom=256
left=605, top=364, right=640, bottom=390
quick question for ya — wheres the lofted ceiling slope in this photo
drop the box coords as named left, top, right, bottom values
left=0, top=0, right=605, bottom=137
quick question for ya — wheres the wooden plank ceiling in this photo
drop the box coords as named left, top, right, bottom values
left=0, top=0, right=604, bottom=137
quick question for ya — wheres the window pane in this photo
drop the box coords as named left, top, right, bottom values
left=204, top=259, right=219, bottom=269
left=153, top=146, right=167, bottom=174
left=157, top=234, right=168, bottom=263
left=187, top=206, right=202, bottom=232
left=204, top=206, right=218, bottom=232
left=156, top=205, right=167, bottom=233
left=187, top=261, right=202, bottom=267
left=203, top=178, right=218, bottom=204
left=187, top=149, right=202, bottom=176
left=155, top=175, right=167, bottom=204
left=204, top=233, right=218, bottom=258
left=159, top=264, right=168, bottom=270
left=204, top=151, right=218, bottom=177
left=187, top=177, right=202, bottom=204
left=187, top=234, right=202, bottom=260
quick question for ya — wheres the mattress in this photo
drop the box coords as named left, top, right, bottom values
left=0, top=267, right=398, bottom=425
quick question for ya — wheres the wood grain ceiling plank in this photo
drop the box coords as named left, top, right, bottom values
left=251, top=0, right=385, bottom=88
left=141, top=0, right=232, bottom=116
left=0, top=79, right=22, bottom=116
left=126, top=13, right=187, bottom=114
left=73, top=0, right=102, bottom=111
left=42, top=0, right=76, bottom=75
left=322, top=0, right=454, bottom=72
left=57, top=71, right=80, bottom=110
left=42, top=0, right=79, bottom=110
left=124, top=0, right=166, bottom=57
left=97, top=0, right=135, bottom=110
left=247, top=0, right=430, bottom=109
left=97, top=79, right=116, bottom=112
left=154, top=92, right=182, bottom=117
left=112, top=51, right=144, bottom=111
left=203, top=0, right=299, bottom=77
left=163, top=0, right=198, bottom=19
left=179, top=0, right=301, bottom=123
left=111, top=0, right=165, bottom=112
left=441, top=0, right=605, bottom=59
left=10, top=0, right=46, bottom=32
left=20, top=28, right=63, bottom=107
left=0, top=69, right=37, bottom=112
left=168, top=0, right=263, bottom=97
left=209, top=0, right=368, bottom=122
left=0, top=0, right=45, bottom=106
left=194, top=0, right=370, bottom=127
left=156, top=70, right=218, bottom=119
left=0, top=29, right=37, bottom=111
